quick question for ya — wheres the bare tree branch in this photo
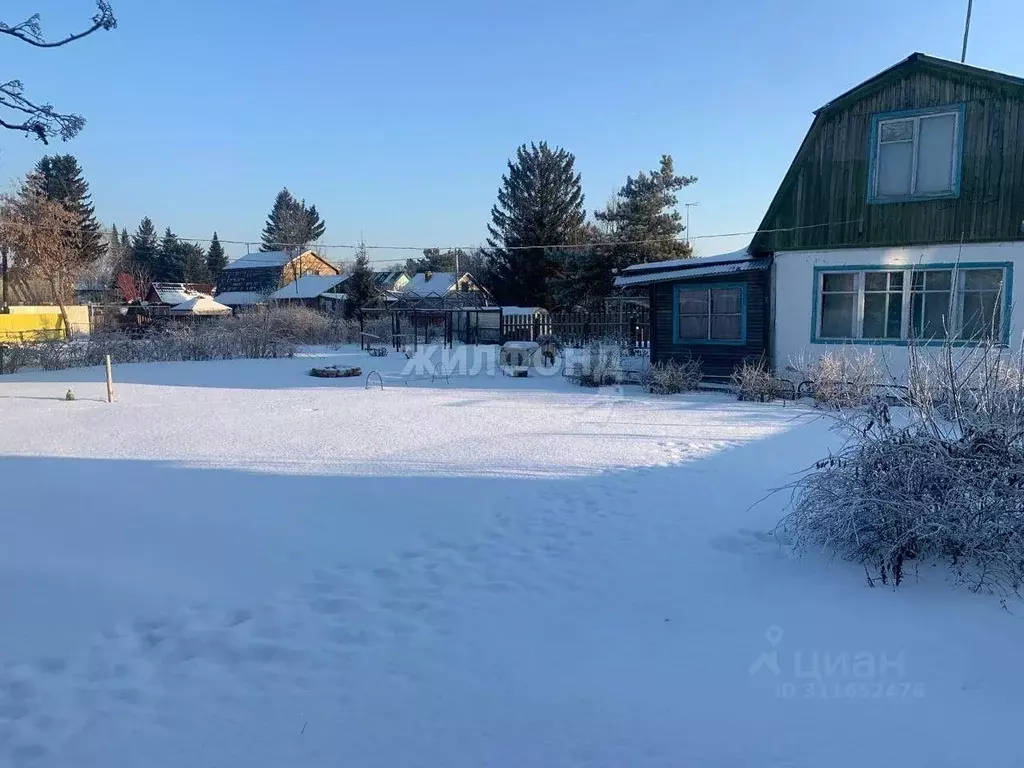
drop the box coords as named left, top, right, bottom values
left=0, top=2, right=116, bottom=48
left=0, top=2, right=117, bottom=143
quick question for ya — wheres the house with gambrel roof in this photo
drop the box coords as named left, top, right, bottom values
left=618, top=53, right=1024, bottom=380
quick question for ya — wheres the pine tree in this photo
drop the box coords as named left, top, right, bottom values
left=130, top=217, right=159, bottom=277
left=32, top=154, right=105, bottom=263
left=260, top=188, right=327, bottom=252
left=206, top=232, right=228, bottom=279
left=344, top=241, right=376, bottom=318
left=486, top=142, right=587, bottom=307
left=181, top=242, right=211, bottom=284
left=595, top=155, right=697, bottom=266
left=119, top=227, right=130, bottom=259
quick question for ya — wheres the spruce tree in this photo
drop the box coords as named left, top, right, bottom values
left=32, top=154, right=105, bottom=263
left=107, top=224, right=122, bottom=267
left=119, top=227, right=130, bottom=259
left=486, top=142, right=587, bottom=307
left=206, top=232, right=228, bottom=279
left=130, top=217, right=159, bottom=277
left=181, top=242, right=211, bottom=284
left=155, top=227, right=186, bottom=282
left=344, top=241, right=376, bottom=318
left=260, top=188, right=326, bottom=252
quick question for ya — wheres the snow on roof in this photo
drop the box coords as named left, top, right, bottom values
left=320, top=292, right=348, bottom=301
left=400, top=272, right=458, bottom=296
left=614, top=258, right=770, bottom=287
left=268, top=274, right=349, bottom=300
left=214, top=291, right=267, bottom=306
left=150, top=283, right=212, bottom=305
left=169, top=296, right=232, bottom=315
left=501, top=306, right=549, bottom=316
left=621, top=246, right=752, bottom=273
left=223, top=251, right=293, bottom=270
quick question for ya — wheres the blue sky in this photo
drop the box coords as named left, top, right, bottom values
left=0, top=0, right=1021, bottom=263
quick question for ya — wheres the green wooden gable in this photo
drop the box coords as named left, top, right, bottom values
left=752, top=53, right=1024, bottom=254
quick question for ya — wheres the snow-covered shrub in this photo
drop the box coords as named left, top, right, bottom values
left=793, top=348, right=882, bottom=408
left=570, top=342, right=623, bottom=387
left=731, top=358, right=783, bottom=401
left=649, top=358, right=702, bottom=394
left=0, top=343, right=38, bottom=374
left=779, top=342, right=1024, bottom=595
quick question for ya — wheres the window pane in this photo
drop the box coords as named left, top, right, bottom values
left=677, top=315, right=708, bottom=339
left=678, top=290, right=708, bottom=314
left=916, top=114, right=956, bottom=194
left=711, top=288, right=741, bottom=314
left=862, top=293, right=888, bottom=338
left=822, top=272, right=855, bottom=292
left=887, top=293, right=903, bottom=339
left=880, top=119, right=914, bottom=142
left=889, top=272, right=904, bottom=289
left=964, top=268, right=1004, bottom=291
left=912, top=292, right=950, bottom=339
left=821, top=293, right=855, bottom=338
left=877, top=141, right=914, bottom=197
left=711, top=315, right=742, bottom=340
left=961, top=292, right=1001, bottom=341
left=864, top=272, right=888, bottom=291
left=926, top=270, right=952, bottom=290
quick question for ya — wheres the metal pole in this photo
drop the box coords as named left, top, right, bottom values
left=961, top=0, right=974, bottom=63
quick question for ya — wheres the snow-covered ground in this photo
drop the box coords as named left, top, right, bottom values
left=0, top=345, right=1023, bottom=767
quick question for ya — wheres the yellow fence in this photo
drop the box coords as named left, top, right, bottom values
left=0, top=306, right=90, bottom=342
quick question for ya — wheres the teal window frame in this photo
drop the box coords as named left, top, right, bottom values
left=810, top=262, right=1013, bottom=346
left=867, top=103, right=966, bottom=204
left=672, top=282, right=748, bottom=346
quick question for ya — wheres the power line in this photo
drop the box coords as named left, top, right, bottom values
left=9, top=218, right=866, bottom=266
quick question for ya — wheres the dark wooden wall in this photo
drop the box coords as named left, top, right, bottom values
left=651, top=270, right=770, bottom=378
left=754, top=68, right=1024, bottom=252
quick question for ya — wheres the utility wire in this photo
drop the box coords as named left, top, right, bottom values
left=9, top=218, right=865, bottom=266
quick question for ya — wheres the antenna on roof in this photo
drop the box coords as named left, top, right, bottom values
left=960, top=0, right=973, bottom=63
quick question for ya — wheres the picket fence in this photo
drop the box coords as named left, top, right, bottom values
left=501, top=310, right=649, bottom=348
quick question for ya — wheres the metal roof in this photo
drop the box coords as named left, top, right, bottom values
left=614, top=258, right=770, bottom=287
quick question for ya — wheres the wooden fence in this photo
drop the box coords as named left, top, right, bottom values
left=502, top=310, right=649, bottom=348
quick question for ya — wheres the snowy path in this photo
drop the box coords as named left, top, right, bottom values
left=2, top=351, right=1024, bottom=766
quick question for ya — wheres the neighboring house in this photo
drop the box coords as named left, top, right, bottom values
left=372, top=269, right=410, bottom=292
left=618, top=53, right=1024, bottom=380
left=214, top=250, right=339, bottom=308
left=268, top=274, right=349, bottom=313
left=398, top=271, right=487, bottom=299
left=74, top=279, right=117, bottom=305
left=145, top=282, right=214, bottom=306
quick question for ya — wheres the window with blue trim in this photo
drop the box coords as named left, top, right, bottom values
left=815, top=266, right=1008, bottom=344
left=675, top=284, right=746, bottom=343
left=869, top=105, right=963, bottom=202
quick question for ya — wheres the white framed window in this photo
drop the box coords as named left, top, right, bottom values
left=870, top=106, right=963, bottom=202
left=814, top=265, right=1009, bottom=344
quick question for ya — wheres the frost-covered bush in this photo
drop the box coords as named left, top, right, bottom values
left=792, top=348, right=881, bottom=408
left=649, top=358, right=701, bottom=394
left=779, top=343, right=1024, bottom=595
left=731, top=358, right=783, bottom=402
left=570, top=342, right=623, bottom=387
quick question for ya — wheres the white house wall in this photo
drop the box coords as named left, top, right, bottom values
left=772, top=241, right=1024, bottom=381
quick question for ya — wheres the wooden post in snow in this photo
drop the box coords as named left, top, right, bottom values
left=105, top=355, right=114, bottom=403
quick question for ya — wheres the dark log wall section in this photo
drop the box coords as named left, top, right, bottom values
left=650, top=269, right=770, bottom=379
